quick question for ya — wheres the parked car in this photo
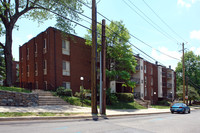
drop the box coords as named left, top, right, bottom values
left=170, top=103, right=190, bottom=114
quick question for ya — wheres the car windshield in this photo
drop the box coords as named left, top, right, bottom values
left=173, top=103, right=183, bottom=106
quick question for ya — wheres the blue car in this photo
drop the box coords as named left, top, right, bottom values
left=170, top=103, right=190, bottom=114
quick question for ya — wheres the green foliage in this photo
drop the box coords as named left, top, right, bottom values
left=177, top=85, right=200, bottom=101
left=0, top=45, right=5, bottom=82
left=0, top=86, right=31, bottom=93
left=106, top=88, right=118, bottom=105
left=85, top=20, right=137, bottom=88
left=156, top=100, right=170, bottom=106
left=62, top=96, right=91, bottom=107
left=116, top=93, right=134, bottom=102
left=106, top=101, right=146, bottom=109
left=175, top=51, right=200, bottom=93
left=74, top=88, right=91, bottom=100
left=56, top=87, right=72, bottom=96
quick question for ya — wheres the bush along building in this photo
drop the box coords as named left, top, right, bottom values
left=19, top=27, right=91, bottom=94
left=110, top=55, right=176, bottom=104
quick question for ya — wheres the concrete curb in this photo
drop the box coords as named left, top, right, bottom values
left=0, top=107, right=199, bottom=122
left=0, top=111, right=170, bottom=121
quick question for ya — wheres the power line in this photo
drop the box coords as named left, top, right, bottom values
left=123, top=0, right=179, bottom=43
left=142, top=0, right=187, bottom=43
left=77, top=0, right=181, bottom=61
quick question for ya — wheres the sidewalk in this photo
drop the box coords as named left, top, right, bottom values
left=0, top=105, right=199, bottom=121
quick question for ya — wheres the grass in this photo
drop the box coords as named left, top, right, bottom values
left=107, top=101, right=146, bottom=109
left=0, top=86, right=31, bottom=93
left=61, top=96, right=91, bottom=107
left=0, top=112, right=81, bottom=117
left=151, top=105, right=170, bottom=109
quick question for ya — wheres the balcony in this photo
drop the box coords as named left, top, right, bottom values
left=167, top=83, right=172, bottom=88
left=136, top=65, right=140, bottom=71
left=162, top=82, right=166, bottom=87
left=167, top=93, right=172, bottom=99
left=162, top=72, right=166, bottom=77
left=167, top=73, right=172, bottom=79
left=131, top=78, right=140, bottom=85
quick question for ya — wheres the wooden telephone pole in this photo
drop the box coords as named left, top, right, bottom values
left=182, top=43, right=185, bottom=104
left=91, top=0, right=98, bottom=114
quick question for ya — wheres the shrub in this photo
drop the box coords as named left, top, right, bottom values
left=74, top=88, right=91, bottom=100
left=56, top=87, right=72, bottom=96
left=156, top=100, right=170, bottom=106
left=106, top=88, right=118, bottom=105
left=116, top=93, right=134, bottom=102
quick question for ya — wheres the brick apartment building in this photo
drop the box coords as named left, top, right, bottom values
left=19, top=27, right=176, bottom=104
left=110, top=55, right=176, bottom=104
left=19, top=27, right=91, bottom=93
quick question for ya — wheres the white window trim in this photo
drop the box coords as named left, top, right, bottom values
left=62, top=40, right=70, bottom=55
left=62, top=61, right=70, bottom=76
left=44, top=60, right=47, bottom=75
left=43, top=39, right=47, bottom=54
left=62, top=82, right=71, bottom=89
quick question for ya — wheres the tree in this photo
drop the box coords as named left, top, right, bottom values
left=177, top=85, right=200, bottom=105
left=85, top=20, right=137, bottom=88
left=0, top=45, right=5, bottom=84
left=0, top=0, right=83, bottom=86
left=175, top=51, right=200, bottom=93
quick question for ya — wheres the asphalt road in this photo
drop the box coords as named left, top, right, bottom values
left=0, top=110, right=200, bottom=133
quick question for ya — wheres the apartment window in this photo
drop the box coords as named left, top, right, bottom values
left=151, top=88, right=153, bottom=96
left=144, top=76, right=147, bottom=87
left=35, top=62, right=38, bottom=76
left=151, top=77, right=153, bottom=86
left=35, top=43, right=37, bottom=57
left=62, top=82, right=71, bottom=89
left=145, top=87, right=147, bottom=96
left=43, top=60, right=47, bottom=75
left=35, top=81, right=38, bottom=89
left=62, top=40, right=70, bottom=55
left=27, top=48, right=29, bottom=60
left=43, top=39, right=47, bottom=53
left=151, top=67, right=153, bottom=75
left=44, top=81, right=47, bottom=90
left=144, top=65, right=146, bottom=73
left=27, top=65, right=29, bottom=77
left=62, top=61, right=70, bottom=76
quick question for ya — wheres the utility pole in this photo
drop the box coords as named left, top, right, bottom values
left=186, top=76, right=188, bottom=105
left=182, top=43, right=185, bottom=104
left=101, top=19, right=106, bottom=115
left=91, top=0, right=98, bottom=114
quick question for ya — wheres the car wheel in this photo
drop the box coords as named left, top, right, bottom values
left=171, top=111, right=174, bottom=114
left=183, top=109, right=186, bottom=114
left=188, top=109, right=190, bottom=113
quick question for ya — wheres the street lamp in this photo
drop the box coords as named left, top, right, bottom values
left=80, top=77, right=84, bottom=106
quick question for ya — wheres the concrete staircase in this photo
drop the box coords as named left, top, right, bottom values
left=34, top=90, right=69, bottom=106
left=135, top=99, right=151, bottom=108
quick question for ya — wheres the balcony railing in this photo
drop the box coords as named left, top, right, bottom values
left=167, top=83, right=172, bottom=88
left=136, top=65, right=140, bottom=71
left=162, top=72, right=166, bottom=77
left=167, top=73, right=172, bottom=79
left=131, top=78, right=140, bottom=84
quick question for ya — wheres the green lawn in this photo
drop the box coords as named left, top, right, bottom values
left=151, top=105, right=170, bottom=109
left=107, top=101, right=146, bottom=109
left=0, top=112, right=80, bottom=117
left=0, top=86, right=31, bottom=93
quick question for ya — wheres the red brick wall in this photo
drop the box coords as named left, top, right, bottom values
left=19, top=27, right=91, bottom=93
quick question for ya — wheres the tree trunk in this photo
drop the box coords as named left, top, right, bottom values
left=4, top=27, right=13, bottom=86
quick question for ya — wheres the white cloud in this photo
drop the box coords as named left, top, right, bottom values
left=152, top=47, right=181, bottom=61
left=177, top=0, right=191, bottom=8
left=190, top=46, right=200, bottom=55
left=151, top=47, right=182, bottom=70
left=177, top=0, right=200, bottom=8
left=190, top=30, right=200, bottom=41
left=27, top=34, right=33, bottom=40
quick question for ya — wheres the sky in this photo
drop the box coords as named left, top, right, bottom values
left=1, top=0, right=200, bottom=70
